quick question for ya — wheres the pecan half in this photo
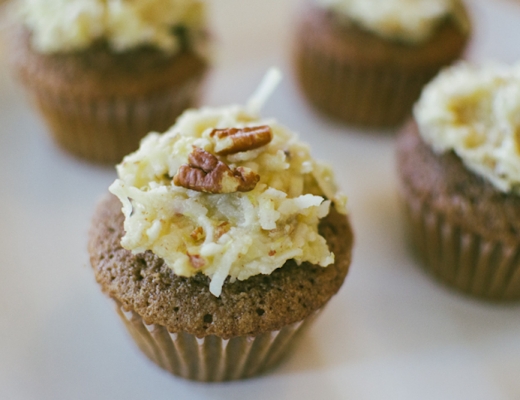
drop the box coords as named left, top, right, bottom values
left=173, top=147, right=260, bottom=193
left=210, top=125, right=273, bottom=156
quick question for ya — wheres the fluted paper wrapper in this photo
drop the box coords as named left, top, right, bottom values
left=26, top=76, right=204, bottom=164
left=404, top=198, right=520, bottom=301
left=113, top=301, right=321, bottom=381
left=294, top=32, right=436, bottom=128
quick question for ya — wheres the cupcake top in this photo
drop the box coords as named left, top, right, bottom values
left=415, top=63, right=520, bottom=194
left=16, top=0, right=206, bottom=54
left=109, top=76, right=346, bottom=297
left=315, top=0, right=468, bottom=44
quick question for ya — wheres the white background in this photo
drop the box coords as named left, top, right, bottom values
left=1, top=0, right=520, bottom=399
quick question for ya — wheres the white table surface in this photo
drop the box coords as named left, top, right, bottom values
left=1, top=1, right=520, bottom=399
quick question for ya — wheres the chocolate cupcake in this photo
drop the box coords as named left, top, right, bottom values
left=293, top=0, right=471, bottom=129
left=397, top=63, right=520, bottom=301
left=88, top=89, right=353, bottom=380
left=10, top=0, right=210, bottom=163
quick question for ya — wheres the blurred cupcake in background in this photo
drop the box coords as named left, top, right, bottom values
left=293, top=0, right=471, bottom=129
left=10, top=0, right=211, bottom=163
left=397, top=62, right=520, bottom=301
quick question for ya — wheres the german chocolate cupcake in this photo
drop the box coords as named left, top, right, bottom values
left=88, top=83, right=353, bottom=380
left=397, top=63, right=520, bottom=301
left=10, top=0, right=210, bottom=163
left=293, top=0, right=471, bottom=129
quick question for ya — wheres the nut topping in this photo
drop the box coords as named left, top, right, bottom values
left=210, top=125, right=273, bottom=156
left=173, top=147, right=260, bottom=193
left=187, top=253, right=205, bottom=269
left=190, top=226, right=205, bottom=242
left=215, top=221, right=231, bottom=239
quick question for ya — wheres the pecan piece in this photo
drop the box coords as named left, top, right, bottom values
left=190, top=226, right=205, bottom=241
left=173, top=147, right=260, bottom=193
left=210, top=125, right=273, bottom=156
left=187, top=253, right=205, bottom=269
left=215, top=221, right=231, bottom=239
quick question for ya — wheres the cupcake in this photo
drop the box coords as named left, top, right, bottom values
left=88, top=76, right=354, bottom=381
left=293, top=0, right=471, bottom=129
left=10, top=0, right=210, bottom=163
left=397, top=63, right=520, bottom=301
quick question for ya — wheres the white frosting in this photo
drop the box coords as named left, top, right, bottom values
left=109, top=105, right=347, bottom=297
left=415, top=62, right=520, bottom=193
left=316, top=0, right=465, bottom=43
left=17, top=0, right=206, bottom=53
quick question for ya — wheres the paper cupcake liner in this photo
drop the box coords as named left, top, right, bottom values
left=293, top=17, right=450, bottom=129
left=113, top=300, right=321, bottom=381
left=26, top=76, right=204, bottom=164
left=403, top=198, right=520, bottom=301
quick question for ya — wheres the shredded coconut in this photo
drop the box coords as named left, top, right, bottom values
left=315, top=0, right=468, bottom=44
left=415, top=62, right=520, bottom=193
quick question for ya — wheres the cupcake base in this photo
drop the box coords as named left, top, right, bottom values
left=29, top=76, right=204, bottom=163
left=295, top=54, right=432, bottom=128
left=403, top=198, right=520, bottom=301
left=115, top=300, right=321, bottom=382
